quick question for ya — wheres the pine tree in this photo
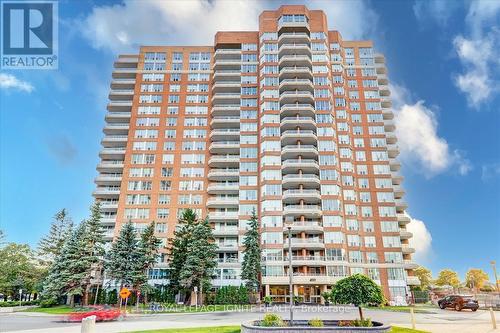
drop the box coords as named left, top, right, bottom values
left=179, top=217, right=217, bottom=304
left=168, top=209, right=197, bottom=293
left=80, top=202, right=106, bottom=305
left=106, top=221, right=142, bottom=293
left=241, top=209, right=261, bottom=292
left=136, top=221, right=161, bottom=302
left=38, top=209, right=73, bottom=265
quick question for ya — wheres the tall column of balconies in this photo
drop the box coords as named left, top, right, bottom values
left=278, top=24, right=324, bottom=282
left=93, top=55, right=138, bottom=241
left=209, top=47, right=242, bottom=286
left=374, top=53, right=417, bottom=286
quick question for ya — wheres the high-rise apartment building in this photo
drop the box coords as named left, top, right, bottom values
left=93, top=5, right=418, bottom=303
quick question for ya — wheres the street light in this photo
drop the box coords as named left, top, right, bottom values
left=491, top=261, right=499, bottom=292
left=285, top=220, right=294, bottom=326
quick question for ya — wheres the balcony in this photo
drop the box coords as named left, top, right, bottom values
left=110, top=78, right=136, bottom=90
left=208, top=155, right=239, bottom=167
left=406, top=276, right=421, bottom=286
left=206, top=197, right=239, bottom=208
left=379, top=84, right=391, bottom=97
left=381, top=96, right=392, bottom=108
left=105, top=111, right=131, bottom=122
left=262, top=275, right=338, bottom=285
left=387, top=144, right=400, bottom=158
left=281, top=116, right=316, bottom=131
left=278, top=17, right=310, bottom=30
left=210, top=116, right=240, bottom=129
left=282, top=189, right=321, bottom=203
left=209, top=141, right=240, bottom=154
left=384, top=119, right=396, bottom=132
left=281, top=130, right=317, bottom=145
left=101, top=135, right=128, bottom=145
left=404, top=260, right=419, bottom=270
left=393, top=185, right=405, bottom=198
left=109, top=89, right=134, bottom=101
left=397, top=213, right=411, bottom=225
left=100, top=201, right=118, bottom=210
left=281, top=144, right=318, bottom=159
left=211, top=92, right=240, bottom=103
left=212, top=81, right=240, bottom=93
left=390, top=159, right=401, bottom=171
left=99, top=148, right=126, bottom=159
left=375, top=62, right=387, bottom=74
left=96, top=161, right=124, bottom=171
left=211, top=104, right=240, bottom=117
left=212, top=227, right=239, bottom=237
left=396, top=199, right=408, bottom=211
left=207, top=169, right=239, bottom=181
left=94, top=174, right=122, bottom=184
left=279, top=78, right=314, bottom=92
left=280, top=103, right=315, bottom=117
left=278, top=32, right=310, bottom=44
left=279, top=66, right=313, bottom=79
left=281, top=159, right=319, bottom=174
left=282, top=174, right=320, bottom=188
left=283, top=222, right=323, bottom=233
left=207, top=183, right=239, bottom=194
left=382, top=108, right=394, bottom=120
left=103, top=123, right=129, bottom=135
left=216, top=243, right=239, bottom=251
left=214, top=48, right=241, bottom=58
left=386, top=132, right=397, bottom=144
left=289, top=238, right=325, bottom=249
left=378, top=74, right=389, bottom=85
left=400, top=230, right=413, bottom=239
left=209, top=212, right=239, bottom=222
left=107, top=101, right=132, bottom=111
left=279, top=90, right=314, bottom=104
left=392, top=172, right=404, bottom=185
left=279, top=55, right=312, bottom=67
left=283, top=204, right=322, bottom=218
left=112, top=68, right=137, bottom=79
left=214, top=59, right=241, bottom=71
left=278, top=43, right=311, bottom=56
left=92, top=187, right=120, bottom=197
left=213, top=70, right=241, bottom=80
left=210, top=129, right=240, bottom=140
left=402, top=244, right=415, bottom=254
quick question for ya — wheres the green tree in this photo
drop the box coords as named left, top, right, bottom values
left=465, top=269, right=489, bottom=290
left=241, top=209, right=261, bottom=292
left=37, top=209, right=73, bottom=266
left=80, top=202, right=106, bottom=305
left=179, top=217, right=217, bottom=304
left=413, top=266, right=432, bottom=291
left=435, top=269, right=461, bottom=288
left=105, top=221, right=142, bottom=293
left=168, top=209, right=197, bottom=294
left=0, top=243, right=43, bottom=301
left=330, top=274, right=384, bottom=321
left=136, top=221, right=161, bottom=302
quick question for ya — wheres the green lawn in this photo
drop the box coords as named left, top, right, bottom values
left=129, top=326, right=428, bottom=333
left=22, top=305, right=75, bottom=314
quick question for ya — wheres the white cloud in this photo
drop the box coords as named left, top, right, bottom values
left=390, top=83, right=472, bottom=176
left=413, top=0, right=460, bottom=27
left=406, top=213, right=433, bottom=264
left=0, top=73, right=34, bottom=93
left=453, top=1, right=500, bottom=108
left=481, top=163, right=500, bottom=181
left=78, top=0, right=378, bottom=54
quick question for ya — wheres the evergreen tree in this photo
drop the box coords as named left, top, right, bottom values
left=80, top=202, right=106, bottom=305
left=168, top=209, right=197, bottom=293
left=241, top=209, right=261, bottom=292
left=136, top=221, right=161, bottom=302
left=179, top=217, right=217, bottom=304
left=38, top=209, right=73, bottom=265
left=106, top=221, right=142, bottom=292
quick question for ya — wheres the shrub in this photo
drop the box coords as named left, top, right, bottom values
left=321, top=291, right=333, bottom=303
left=261, top=313, right=286, bottom=327
left=338, top=318, right=373, bottom=327
left=263, top=296, right=272, bottom=305
left=308, top=318, right=324, bottom=327
left=39, top=298, right=58, bottom=308
left=215, top=285, right=249, bottom=304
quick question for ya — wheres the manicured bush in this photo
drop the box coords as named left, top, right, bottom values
left=308, top=318, right=324, bottom=327
left=261, top=313, right=286, bottom=327
left=0, top=300, right=40, bottom=307
left=263, top=296, right=272, bottom=305
left=214, top=285, right=249, bottom=304
left=39, top=299, right=58, bottom=308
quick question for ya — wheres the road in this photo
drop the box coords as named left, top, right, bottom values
left=0, top=306, right=497, bottom=333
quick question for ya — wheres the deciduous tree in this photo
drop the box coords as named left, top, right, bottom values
left=414, top=266, right=432, bottom=290
left=435, top=269, right=461, bottom=288
left=465, top=269, right=489, bottom=290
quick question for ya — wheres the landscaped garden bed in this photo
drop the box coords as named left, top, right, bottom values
left=242, top=320, right=390, bottom=332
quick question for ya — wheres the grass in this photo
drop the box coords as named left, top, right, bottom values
left=22, top=305, right=75, bottom=314
left=129, top=326, right=427, bottom=333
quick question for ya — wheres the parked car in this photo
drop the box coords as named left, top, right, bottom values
left=438, top=295, right=479, bottom=311
left=66, top=306, right=124, bottom=322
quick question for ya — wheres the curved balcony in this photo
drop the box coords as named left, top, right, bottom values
left=210, top=116, right=240, bottom=129
left=96, top=161, right=124, bottom=172
left=382, top=108, right=394, bottom=120
left=281, top=159, right=319, bottom=174
left=384, top=119, right=396, bottom=132
left=212, top=81, right=240, bottom=93
left=207, top=183, right=239, bottom=194
left=379, top=84, right=391, bottom=97
left=208, top=212, right=239, bottom=222
left=110, top=78, right=135, bottom=90
left=282, top=189, right=321, bottom=203
left=395, top=199, right=408, bottom=211
left=378, top=74, right=389, bottom=85
left=207, top=169, right=239, bottom=181
left=387, top=144, right=400, bottom=158
left=392, top=172, right=404, bottom=185
left=279, top=66, right=313, bottom=80
left=400, top=230, right=413, bottom=239
left=283, top=221, right=323, bottom=233
left=107, top=101, right=132, bottom=112
left=210, top=129, right=240, bottom=140
left=281, top=144, right=318, bottom=159
left=279, top=55, right=312, bottom=68
left=397, top=213, right=411, bottom=225
left=109, top=89, right=134, bottom=101
left=375, top=62, right=387, bottom=74
left=284, top=204, right=322, bottom=218
left=212, top=227, right=239, bottom=237
left=278, top=43, right=311, bottom=56
left=282, top=174, right=320, bottom=189
left=206, top=197, right=239, bottom=208
left=103, top=123, right=129, bottom=135
left=105, top=112, right=131, bottom=122
left=211, top=105, right=240, bottom=117
left=211, top=92, right=240, bottom=104
left=279, top=90, right=314, bottom=105
left=101, top=135, right=128, bottom=146
left=209, top=141, right=240, bottom=154
left=213, top=59, right=241, bottom=70
left=208, top=155, right=239, bottom=167
left=213, top=70, right=241, bottom=80
left=280, top=103, right=315, bottom=118
left=279, top=79, right=314, bottom=93
left=393, top=185, right=405, bottom=198
left=404, top=261, right=419, bottom=270
left=289, top=237, right=324, bottom=250
left=214, top=48, right=241, bottom=59
left=280, top=116, right=316, bottom=131
left=281, top=129, right=317, bottom=145
left=390, top=159, right=401, bottom=171
left=381, top=97, right=392, bottom=108
left=99, top=148, right=126, bottom=159
left=386, top=132, right=397, bottom=144
left=401, top=244, right=415, bottom=254
left=278, top=32, right=310, bottom=45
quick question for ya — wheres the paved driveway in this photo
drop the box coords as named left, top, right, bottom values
left=0, top=306, right=497, bottom=333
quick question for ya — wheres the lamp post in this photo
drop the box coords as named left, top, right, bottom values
left=491, top=261, right=499, bottom=292
left=285, top=221, right=293, bottom=326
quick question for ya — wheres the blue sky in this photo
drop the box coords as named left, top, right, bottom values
left=0, top=0, right=499, bottom=281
